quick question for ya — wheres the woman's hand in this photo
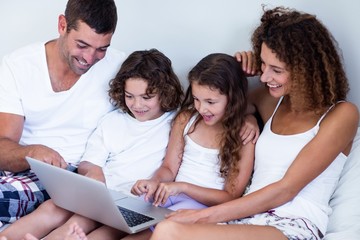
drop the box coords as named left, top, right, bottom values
left=234, top=51, right=257, bottom=76
left=240, top=114, right=260, bottom=144
left=166, top=208, right=210, bottom=224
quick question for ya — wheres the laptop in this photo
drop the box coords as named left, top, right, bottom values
left=26, top=156, right=173, bottom=234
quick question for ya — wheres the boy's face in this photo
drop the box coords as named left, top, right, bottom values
left=124, top=78, right=164, bottom=121
left=58, top=15, right=113, bottom=76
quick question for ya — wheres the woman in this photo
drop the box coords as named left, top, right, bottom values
left=149, top=6, right=359, bottom=240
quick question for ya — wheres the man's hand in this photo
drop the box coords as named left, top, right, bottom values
left=28, top=144, right=67, bottom=169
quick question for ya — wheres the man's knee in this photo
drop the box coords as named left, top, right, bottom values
left=38, top=200, right=66, bottom=215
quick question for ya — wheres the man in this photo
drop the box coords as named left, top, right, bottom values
left=0, top=0, right=125, bottom=224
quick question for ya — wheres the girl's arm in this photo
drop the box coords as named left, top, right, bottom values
left=77, top=161, right=106, bottom=183
left=154, top=141, right=255, bottom=207
left=131, top=112, right=190, bottom=201
left=167, top=102, right=359, bottom=223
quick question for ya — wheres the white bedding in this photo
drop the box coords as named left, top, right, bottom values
left=325, top=127, right=360, bottom=239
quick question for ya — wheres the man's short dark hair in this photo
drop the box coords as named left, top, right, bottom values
left=65, top=0, right=117, bottom=34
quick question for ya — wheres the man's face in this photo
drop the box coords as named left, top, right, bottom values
left=58, top=16, right=113, bottom=76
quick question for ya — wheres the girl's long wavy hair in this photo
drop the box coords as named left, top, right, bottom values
left=252, top=6, right=349, bottom=113
left=108, top=49, right=184, bottom=114
left=175, top=53, right=248, bottom=187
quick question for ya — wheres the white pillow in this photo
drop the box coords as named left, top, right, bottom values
left=325, top=127, right=360, bottom=239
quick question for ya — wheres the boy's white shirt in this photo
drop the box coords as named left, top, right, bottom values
left=81, top=110, right=176, bottom=195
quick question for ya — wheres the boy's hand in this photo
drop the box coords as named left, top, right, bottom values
left=131, top=179, right=159, bottom=202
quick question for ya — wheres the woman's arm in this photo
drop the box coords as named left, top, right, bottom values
left=167, top=102, right=359, bottom=223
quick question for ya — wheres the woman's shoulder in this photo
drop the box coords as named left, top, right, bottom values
left=327, top=101, right=359, bottom=123
left=317, top=102, right=359, bottom=155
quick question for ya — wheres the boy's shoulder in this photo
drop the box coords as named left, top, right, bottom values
left=99, top=109, right=127, bottom=123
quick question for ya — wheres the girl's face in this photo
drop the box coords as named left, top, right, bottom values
left=260, top=43, right=291, bottom=98
left=191, top=81, right=228, bottom=127
left=124, top=78, right=164, bottom=121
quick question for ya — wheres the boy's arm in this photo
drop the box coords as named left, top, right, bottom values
left=78, top=161, right=106, bottom=183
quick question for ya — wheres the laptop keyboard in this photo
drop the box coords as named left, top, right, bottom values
left=118, top=206, right=154, bottom=227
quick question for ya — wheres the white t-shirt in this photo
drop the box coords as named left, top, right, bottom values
left=80, top=110, right=176, bottom=194
left=0, top=42, right=126, bottom=164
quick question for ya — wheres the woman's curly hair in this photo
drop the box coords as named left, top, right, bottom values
left=108, top=49, right=184, bottom=115
left=176, top=53, right=248, bottom=189
left=251, top=6, right=349, bottom=112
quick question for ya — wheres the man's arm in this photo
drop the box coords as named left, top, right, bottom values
left=0, top=112, right=67, bottom=172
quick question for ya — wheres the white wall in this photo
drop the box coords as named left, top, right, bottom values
left=1, top=0, right=359, bottom=111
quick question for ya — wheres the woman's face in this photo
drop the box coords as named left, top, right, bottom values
left=259, top=43, right=291, bottom=98
left=124, top=78, right=164, bottom=121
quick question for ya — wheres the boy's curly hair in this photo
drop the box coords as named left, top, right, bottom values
left=109, top=49, right=184, bottom=114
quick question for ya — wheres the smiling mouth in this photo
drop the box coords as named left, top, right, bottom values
left=134, top=110, right=148, bottom=114
left=267, top=83, right=282, bottom=88
left=76, top=58, right=89, bottom=67
left=202, top=115, right=213, bottom=121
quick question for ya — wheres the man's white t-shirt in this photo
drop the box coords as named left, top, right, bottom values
left=0, top=42, right=126, bottom=164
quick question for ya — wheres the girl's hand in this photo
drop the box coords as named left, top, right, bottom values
left=240, top=114, right=260, bottom=144
left=131, top=179, right=159, bottom=202
left=153, top=182, right=184, bottom=207
left=166, top=209, right=210, bottom=224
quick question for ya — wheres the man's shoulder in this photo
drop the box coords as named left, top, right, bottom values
left=92, top=48, right=126, bottom=74
left=5, top=42, right=45, bottom=60
left=103, top=48, right=127, bottom=63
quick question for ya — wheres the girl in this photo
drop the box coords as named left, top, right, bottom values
left=149, top=7, right=359, bottom=240
left=0, top=48, right=184, bottom=240
left=128, top=53, right=255, bottom=239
